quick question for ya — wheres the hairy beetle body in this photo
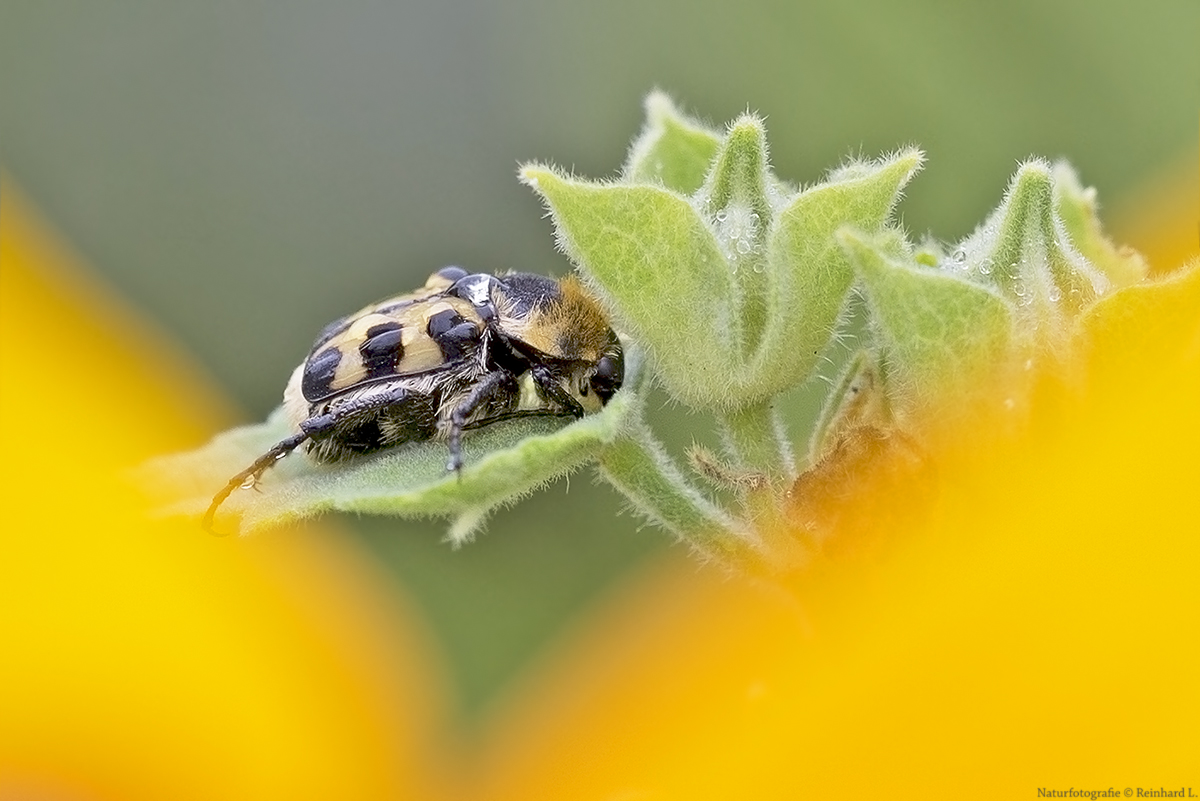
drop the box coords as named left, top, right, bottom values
left=203, top=267, right=623, bottom=531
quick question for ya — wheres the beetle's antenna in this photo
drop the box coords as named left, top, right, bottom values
left=202, top=432, right=309, bottom=535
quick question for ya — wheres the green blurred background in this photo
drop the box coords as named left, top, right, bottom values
left=2, top=1, right=1196, bottom=721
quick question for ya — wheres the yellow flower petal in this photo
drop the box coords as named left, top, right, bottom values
left=0, top=184, right=453, bottom=801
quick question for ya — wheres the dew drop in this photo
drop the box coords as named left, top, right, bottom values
left=766, top=184, right=787, bottom=212
left=979, top=258, right=993, bottom=275
left=240, top=476, right=257, bottom=490
left=1047, top=285, right=1062, bottom=302
left=736, top=237, right=752, bottom=255
left=715, top=209, right=729, bottom=223
left=952, top=248, right=967, bottom=264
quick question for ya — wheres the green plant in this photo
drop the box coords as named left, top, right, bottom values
left=145, top=92, right=1165, bottom=573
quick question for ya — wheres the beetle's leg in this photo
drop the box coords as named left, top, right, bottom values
left=530, top=364, right=586, bottom=418
left=202, top=431, right=309, bottom=535
left=203, top=384, right=413, bottom=534
left=299, top=383, right=413, bottom=434
left=446, top=370, right=519, bottom=474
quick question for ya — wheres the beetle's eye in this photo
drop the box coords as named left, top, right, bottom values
left=590, top=353, right=623, bottom=404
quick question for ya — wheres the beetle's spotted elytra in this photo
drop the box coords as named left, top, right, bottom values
left=203, top=267, right=624, bottom=533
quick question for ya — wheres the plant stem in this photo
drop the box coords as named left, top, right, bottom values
left=718, top=401, right=794, bottom=479
left=598, top=421, right=759, bottom=565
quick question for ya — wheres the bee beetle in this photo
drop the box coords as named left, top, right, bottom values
left=203, top=267, right=624, bottom=532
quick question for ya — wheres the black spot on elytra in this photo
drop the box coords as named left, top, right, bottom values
left=302, top=346, right=342, bottom=401
left=426, top=309, right=464, bottom=338
left=360, top=322, right=405, bottom=378
left=426, top=309, right=480, bottom=362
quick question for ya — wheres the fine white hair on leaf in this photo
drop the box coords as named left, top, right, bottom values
left=447, top=507, right=489, bottom=547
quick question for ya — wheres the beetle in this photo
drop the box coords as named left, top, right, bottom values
left=203, top=267, right=624, bottom=532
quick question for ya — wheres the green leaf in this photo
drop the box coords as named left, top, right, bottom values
left=913, top=237, right=945, bottom=268
left=701, top=115, right=773, bottom=222
left=953, top=160, right=1110, bottom=350
left=1051, top=161, right=1148, bottom=289
left=599, top=415, right=753, bottom=564
left=624, top=91, right=721, bottom=195
left=841, top=227, right=1015, bottom=420
left=525, top=132, right=922, bottom=415
left=520, top=165, right=741, bottom=408
left=742, top=148, right=924, bottom=402
left=808, top=349, right=894, bottom=462
left=139, top=351, right=644, bottom=540
left=697, top=115, right=774, bottom=356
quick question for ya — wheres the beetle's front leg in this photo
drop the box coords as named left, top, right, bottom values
left=530, top=364, right=586, bottom=418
